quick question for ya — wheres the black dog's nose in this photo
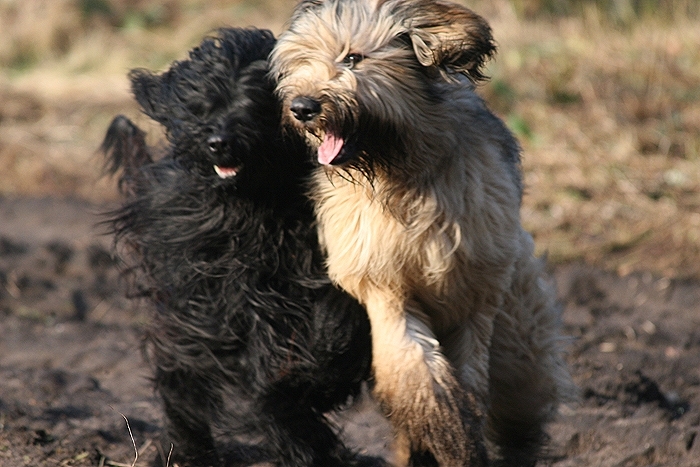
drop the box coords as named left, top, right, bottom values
left=290, top=96, right=321, bottom=122
left=207, top=135, right=227, bottom=154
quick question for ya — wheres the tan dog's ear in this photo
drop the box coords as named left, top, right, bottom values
left=290, top=0, right=324, bottom=19
left=400, top=0, right=496, bottom=82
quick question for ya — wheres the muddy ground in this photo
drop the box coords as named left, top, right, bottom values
left=1, top=194, right=699, bottom=467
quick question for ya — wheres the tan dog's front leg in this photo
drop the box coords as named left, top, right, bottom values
left=363, top=290, right=488, bottom=467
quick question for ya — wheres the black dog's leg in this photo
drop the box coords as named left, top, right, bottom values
left=154, top=369, right=220, bottom=467
left=256, top=288, right=385, bottom=467
left=265, top=399, right=340, bottom=466
left=262, top=387, right=385, bottom=467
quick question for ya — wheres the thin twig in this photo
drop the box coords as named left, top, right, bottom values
left=110, top=406, right=138, bottom=467
left=166, top=443, right=174, bottom=467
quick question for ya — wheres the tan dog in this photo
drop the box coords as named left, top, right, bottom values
left=271, top=1, right=574, bottom=465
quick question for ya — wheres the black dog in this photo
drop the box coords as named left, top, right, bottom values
left=101, top=28, right=378, bottom=467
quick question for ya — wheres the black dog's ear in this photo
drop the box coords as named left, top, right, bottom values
left=400, top=0, right=496, bottom=82
left=128, top=69, right=172, bottom=126
left=216, top=28, right=276, bottom=65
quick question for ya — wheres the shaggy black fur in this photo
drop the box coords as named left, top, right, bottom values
left=101, top=28, right=379, bottom=467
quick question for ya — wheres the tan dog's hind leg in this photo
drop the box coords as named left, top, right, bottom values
left=486, top=238, right=575, bottom=465
left=363, top=290, right=488, bottom=466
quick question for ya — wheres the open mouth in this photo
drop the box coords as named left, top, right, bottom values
left=213, top=165, right=241, bottom=179
left=317, top=132, right=355, bottom=166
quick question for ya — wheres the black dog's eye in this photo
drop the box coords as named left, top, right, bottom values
left=342, top=53, right=364, bottom=69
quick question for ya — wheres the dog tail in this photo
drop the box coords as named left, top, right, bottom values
left=100, top=115, right=152, bottom=196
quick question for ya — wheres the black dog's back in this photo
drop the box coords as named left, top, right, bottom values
left=102, top=28, right=376, bottom=467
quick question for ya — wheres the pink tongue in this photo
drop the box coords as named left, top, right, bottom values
left=318, top=133, right=344, bottom=165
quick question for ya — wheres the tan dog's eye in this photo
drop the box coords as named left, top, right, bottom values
left=342, top=53, right=364, bottom=69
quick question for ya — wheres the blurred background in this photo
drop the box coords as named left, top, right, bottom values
left=1, top=0, right=698, bottom=278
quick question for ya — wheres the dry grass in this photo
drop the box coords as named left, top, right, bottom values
left=477, top=2, right=700, bottom=278
left=1, top=0, right=698, bottom=278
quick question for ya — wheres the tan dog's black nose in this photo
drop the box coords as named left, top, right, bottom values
left=290, top=96, right=321, bottom=122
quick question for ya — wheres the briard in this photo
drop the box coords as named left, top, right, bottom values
left=271, top=1, right=574, bottom=465
left=102, top=27, right=382, bottom=467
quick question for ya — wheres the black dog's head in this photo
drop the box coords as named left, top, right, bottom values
left=102, top=27, right=319, bottom=267
left=123, top=28, right=308, bottom=197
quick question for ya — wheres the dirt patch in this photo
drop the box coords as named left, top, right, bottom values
left=1, top=195, right=698, bottom=466
left=547, top=263, right=700, bottom=466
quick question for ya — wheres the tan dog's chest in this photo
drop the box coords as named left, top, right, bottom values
left=313, top=172, right=460, bottom=306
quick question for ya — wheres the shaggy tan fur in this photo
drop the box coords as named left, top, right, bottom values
left=271, top=1, right=574, bottom=465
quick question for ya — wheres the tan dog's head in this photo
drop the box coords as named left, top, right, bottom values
left=270, top=0, right=496, bottom=170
